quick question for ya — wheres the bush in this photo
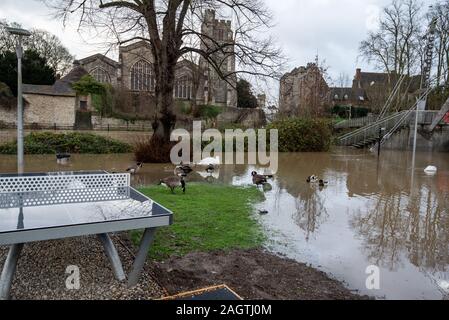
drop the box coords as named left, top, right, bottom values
left=0, top=132, right=133, bottom=155
left=267, top=118, right=332, bottom=152
left=194, top=105, right=223, bottom=119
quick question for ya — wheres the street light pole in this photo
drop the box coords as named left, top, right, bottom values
left=6, top=27, right=31, bottom=174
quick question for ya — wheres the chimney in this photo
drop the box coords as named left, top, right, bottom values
left=355, top=68, right=362, bottom=81
left=355, top=68, right=362, bottom=89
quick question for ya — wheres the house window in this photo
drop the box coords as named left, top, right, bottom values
left=174, top=76, right=193, bottom=99
left=90, top=68, right=111, bottom=83
left=131, top=60, right=155, bottom=91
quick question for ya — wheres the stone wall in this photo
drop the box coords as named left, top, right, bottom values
left=23, top=94, right=76, bottom=126
left=1, top=94, right=76, bottom=126
left=217, top=107, right=266, bottom=128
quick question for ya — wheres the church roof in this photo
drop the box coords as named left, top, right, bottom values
left=79, top=53, right=120, bottom=68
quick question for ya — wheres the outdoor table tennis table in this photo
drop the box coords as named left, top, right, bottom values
left=0, top=171, right=173, bottom=300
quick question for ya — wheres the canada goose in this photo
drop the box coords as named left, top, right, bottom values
left=159, top=176, right=186, bottom=194
left=127, top=163, right=143, bottom=174
left=251, top=171, right=273, bottom=186
left=174, top=164, right=193, bottom=177
left=319, top=179, right=329, bottom=187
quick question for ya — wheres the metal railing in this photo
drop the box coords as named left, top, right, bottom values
left=0, top=122, right=153, bottom=132
left=338, top=110, right=446, bottom=147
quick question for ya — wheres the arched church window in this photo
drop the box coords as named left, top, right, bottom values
left=131, top=60, right=155, bottom=91
left=174, top=75, right=193, bottom=99
left=90, top=68, right=111, bottom=83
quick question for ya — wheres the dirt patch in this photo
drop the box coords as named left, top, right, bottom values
left=152, top=249, right=369, bottom=300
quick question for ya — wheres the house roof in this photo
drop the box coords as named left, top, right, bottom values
left=356, top=71, right=422, bottom=93
left=23, top=65, right=88, bottom=97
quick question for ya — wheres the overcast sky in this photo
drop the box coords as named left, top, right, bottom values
left=0, top=0, right=434, bottom=99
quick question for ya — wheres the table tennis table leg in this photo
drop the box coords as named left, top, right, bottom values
left=98, top=234, right=126, bottom=282
left=0, top=244, right=23, bottom=300
left=127, top=228, right=156, bottom=288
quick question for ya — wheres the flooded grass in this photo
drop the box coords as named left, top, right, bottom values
left=134, top=183, right=266, bottom=260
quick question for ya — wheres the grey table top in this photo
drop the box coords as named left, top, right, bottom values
left=0, top=171, right=173, bottom=245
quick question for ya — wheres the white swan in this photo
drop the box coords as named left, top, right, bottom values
left=424, top=166, right=437, bottom=175
left=197, top=156, right=221, bottom=167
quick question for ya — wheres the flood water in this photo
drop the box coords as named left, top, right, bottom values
left=0, top=148, right=448, bottom=300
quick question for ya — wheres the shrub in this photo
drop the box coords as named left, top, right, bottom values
left=267, top=118, right=332, bottom=152
left=0, top=132, right=132, bottom=155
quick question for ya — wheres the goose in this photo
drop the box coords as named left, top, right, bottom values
left=127, top=163, right=143, bottom=174
left=251, top=171, right=273, bottom=186
left=159, top=176, right=186, bottom=194
left=307, top=175, right=318, bottom=183
left=174, top=164, right=194, bottom=177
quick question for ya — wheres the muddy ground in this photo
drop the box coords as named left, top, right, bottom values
left=152, top=248, right=369, bottom=300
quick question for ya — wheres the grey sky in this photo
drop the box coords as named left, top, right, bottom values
left=0, top=0, right=434, bottom=98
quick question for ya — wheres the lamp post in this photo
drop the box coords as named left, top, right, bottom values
left=5, top=27, right=31, bottom=174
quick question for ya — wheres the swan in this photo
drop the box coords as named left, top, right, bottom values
left=424, top=166, right=437, bottom=174
left=197, top=156, right=221, bottom=167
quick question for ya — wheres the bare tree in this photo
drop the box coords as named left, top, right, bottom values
left=0, top=20, right=74, bottom=75
left=359, top=0, right=424, bottom=77
left=432, top=1, right=449, bottom=87
left=42, top=0, right=284, bottom=160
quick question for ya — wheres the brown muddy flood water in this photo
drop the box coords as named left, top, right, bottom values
left=0, top=149, right=448, bottom=300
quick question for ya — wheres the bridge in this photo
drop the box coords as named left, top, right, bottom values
left=336, top=102, right=449, bottom=149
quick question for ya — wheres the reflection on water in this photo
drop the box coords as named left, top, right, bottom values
left=0, top=149, right=448, bottom=299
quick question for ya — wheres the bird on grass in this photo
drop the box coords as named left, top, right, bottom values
left=127, top=163, right=143, bottom=174
left=159, top=176, right=186, bottom=194
left=251, top=171, right=274, bottom=186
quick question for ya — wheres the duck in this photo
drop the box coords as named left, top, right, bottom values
left=174, top=163, right=194, bottom=177
left=126, top=163, right=143, bottom=174
left=251, top=171, right=273, bottom=186
left=159, top=176, right=186, bottom=194
left=306, top=175, right=318, bottom=183
left=319, top=179, right=329, bottom=187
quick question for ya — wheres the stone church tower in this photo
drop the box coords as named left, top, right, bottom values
left=200, top=9, right=237, bottom=108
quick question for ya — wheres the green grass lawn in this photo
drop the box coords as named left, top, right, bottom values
left=134, top=183, right=266, bottom=260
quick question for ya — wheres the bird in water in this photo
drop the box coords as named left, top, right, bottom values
left=319, top=179, right=329, bottom=187
left=56, top=153, right=71, bottom=165
left=251, top=171, right=273, bottom=186
left=159, top=176, right=186, bottom=194
left=174, top=163, right=194, bottom=177
left=127, top=163, right=143, bottom=174
left=306, top=175, right=318, bottom=183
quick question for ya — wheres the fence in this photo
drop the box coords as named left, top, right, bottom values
left=0, top=121, right=153, bottom=132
